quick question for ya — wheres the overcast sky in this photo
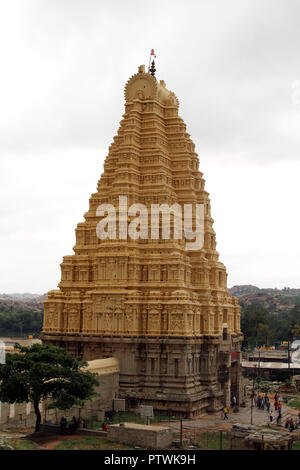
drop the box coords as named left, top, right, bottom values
left=1, top=0, right=300, bottom=293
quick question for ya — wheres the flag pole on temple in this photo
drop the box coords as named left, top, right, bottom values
left=148, top=49, right=156, bottom=76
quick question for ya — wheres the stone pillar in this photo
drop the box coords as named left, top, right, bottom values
left=224, top=353, right=231, bottom=407
left=1, top=403, right=10, bottom=426
left=237, top=352, right=243, bottom=405
left=9, top=403, right=15, bottom=419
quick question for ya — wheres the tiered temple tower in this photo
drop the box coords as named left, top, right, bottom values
left=42, top=65, right=243, bottom=417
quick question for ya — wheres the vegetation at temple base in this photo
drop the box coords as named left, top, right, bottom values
left=241, top=302, right=300, bottom=349
left=0, top=343, right=99, bottom=432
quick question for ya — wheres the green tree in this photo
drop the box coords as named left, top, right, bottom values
left=0, top=309, right=43, bottom=337
left=257, top=323, right=274, bottom=346
left=290, top=324, right=300, bottom=339
left=0, top=343, right=99, bottom=432
left=241, top=304, right=268, bottom=348
left=241, top=301, right=300, bottom=348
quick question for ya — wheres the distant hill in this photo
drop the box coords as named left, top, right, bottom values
left=229, top=285, right=300, bottom=297
left=0, top=293, right=46, bottom=301
left=0, top=293, right=46, bottom=313
left=2, top=287, right=300, bottom=318
left=229, top=285, right=260, bottom=296
left=229, top=285, right=300, bottom=315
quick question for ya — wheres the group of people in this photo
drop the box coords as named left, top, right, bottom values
left=60, top=415, right=110, bottom=434
left=285, top=416, right=300, bottom=431
left=285, top=417, right=295, bottom=432
left=252, top=391, right=300, bottom=431
left=252, top=392, right=283, bottom=424
left=59, top=416, right=79, bottom=435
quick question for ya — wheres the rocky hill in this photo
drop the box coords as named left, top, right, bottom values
left=229, top=285, right=300, bottom=315
left=0, top=293, right=45, bottom=313
left=230, top=285, right=300, bottom=297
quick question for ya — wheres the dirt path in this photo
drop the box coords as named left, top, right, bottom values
left=29, top=433, right=86, bottom=450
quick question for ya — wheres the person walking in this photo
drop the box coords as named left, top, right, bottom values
left=102, top=422, right=108, bottom=432
left=269, top=410, right=273, bottom=423
left=278, top=402, right=282, bottom=416
left=69, top=416, right=79, bottom=433
left=60, top=416, right=68, bottom=435
left=265, top=394, right=269, bottom=405
left=285, top=418, right=290, bottom=429
left=223, top=407, right=228, bottom=420
left=289, top=418, right=295, bottom=432
left=276, top=410, right=282, bottom=425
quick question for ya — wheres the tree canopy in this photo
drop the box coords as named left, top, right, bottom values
left=0, top=309, right=43, bottom=337
left=241, top=303, right=300, bottom=349
left=0, top=343, right=99, bottom=431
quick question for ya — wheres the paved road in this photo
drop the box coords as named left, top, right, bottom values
left=154, top=399, right=300, bottom=433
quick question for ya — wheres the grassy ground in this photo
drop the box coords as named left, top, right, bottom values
left=3, top=436, right=144, bottom=450
left=197, top=432, right=228, bottom=450
left=288, top=398, right=300, bottom=411
left=261, top=425, right=282, bottom=431
left=3, top=429, right=300, bottom=451
left=55, top=437, right=141, bottom=450
left=2, top=438, right=40, bottom=450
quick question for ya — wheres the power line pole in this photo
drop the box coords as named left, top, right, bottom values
left=251, top=364, right=257, bottom=425
left=180, top=419, right=183, bottom=447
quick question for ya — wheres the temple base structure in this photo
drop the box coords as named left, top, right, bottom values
left=41, top=331, right=243, bottom=417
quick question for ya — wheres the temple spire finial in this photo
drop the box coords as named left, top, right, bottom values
left=148, top=49, right=156, bottom=77
left=149, top=60, right=156, bottom=77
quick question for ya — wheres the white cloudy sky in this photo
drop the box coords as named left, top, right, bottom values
left=0, top=0, right=300, bottom=293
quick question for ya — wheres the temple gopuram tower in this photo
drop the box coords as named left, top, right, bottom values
left=42, top=64, right=243, bottom=417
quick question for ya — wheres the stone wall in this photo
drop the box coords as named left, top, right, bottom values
left=0, top=357, right=119, bottom=430
left=44, top=367, right=119, bottom=425
left=0, top=402, right=37, bottom=429
left=43, top=334, right=242, bottom=417
left=228, top=424, right=294, bottom=450
left=108, top=422, right=173, bottom=449
left=228, top=424, right=258, bottom=450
